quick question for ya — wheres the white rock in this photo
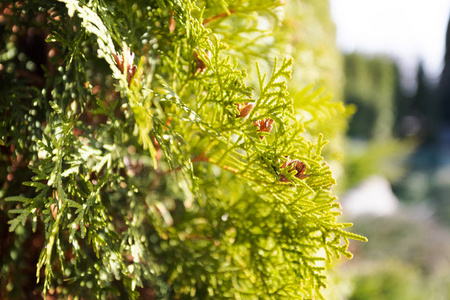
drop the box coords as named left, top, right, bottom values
left=341, top=175, right=399, bottom=217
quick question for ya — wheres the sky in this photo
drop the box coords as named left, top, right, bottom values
left=329, top=0, right=450, bottom=86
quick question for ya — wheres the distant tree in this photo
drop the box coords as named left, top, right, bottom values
left=343, top=53, right=399, bottom=141
left=341, top=53, right=413, bottom=190
left=439, top=16, right=450, bottom=126
left=395, top=63, right=438, bottom=142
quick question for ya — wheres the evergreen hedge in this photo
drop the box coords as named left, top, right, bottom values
left=0, top=1, right=366, bottom=298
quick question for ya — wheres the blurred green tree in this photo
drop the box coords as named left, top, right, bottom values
left=344, top=53, right=400, bottom=141
left=341, top=53, right=413, bottom=189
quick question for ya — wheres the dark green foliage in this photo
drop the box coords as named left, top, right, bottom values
left=1, top=1, right=365, bottom=298
left=439, top=16, right=450, bottom=123
left=395, top=63, right=438, bottom=141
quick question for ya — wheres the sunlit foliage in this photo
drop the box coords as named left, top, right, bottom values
left=0, top=1, right=365, bottom=298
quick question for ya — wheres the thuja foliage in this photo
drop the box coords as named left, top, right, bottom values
left=0, top=0, right=366, bottom=299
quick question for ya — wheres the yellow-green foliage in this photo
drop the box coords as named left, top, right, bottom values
left=281, top=0, right=352, bottom=181
left=0, top=0, right=365, bottom=299
left=208, top=0, right=352, bottom=177
left=280, top=0, right=344, bottom=99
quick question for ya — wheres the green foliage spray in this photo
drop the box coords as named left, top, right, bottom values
left=0, top=0, right=366, bottom=298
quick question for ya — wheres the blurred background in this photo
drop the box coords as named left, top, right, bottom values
left=327, top=0, right=450, bottom=299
